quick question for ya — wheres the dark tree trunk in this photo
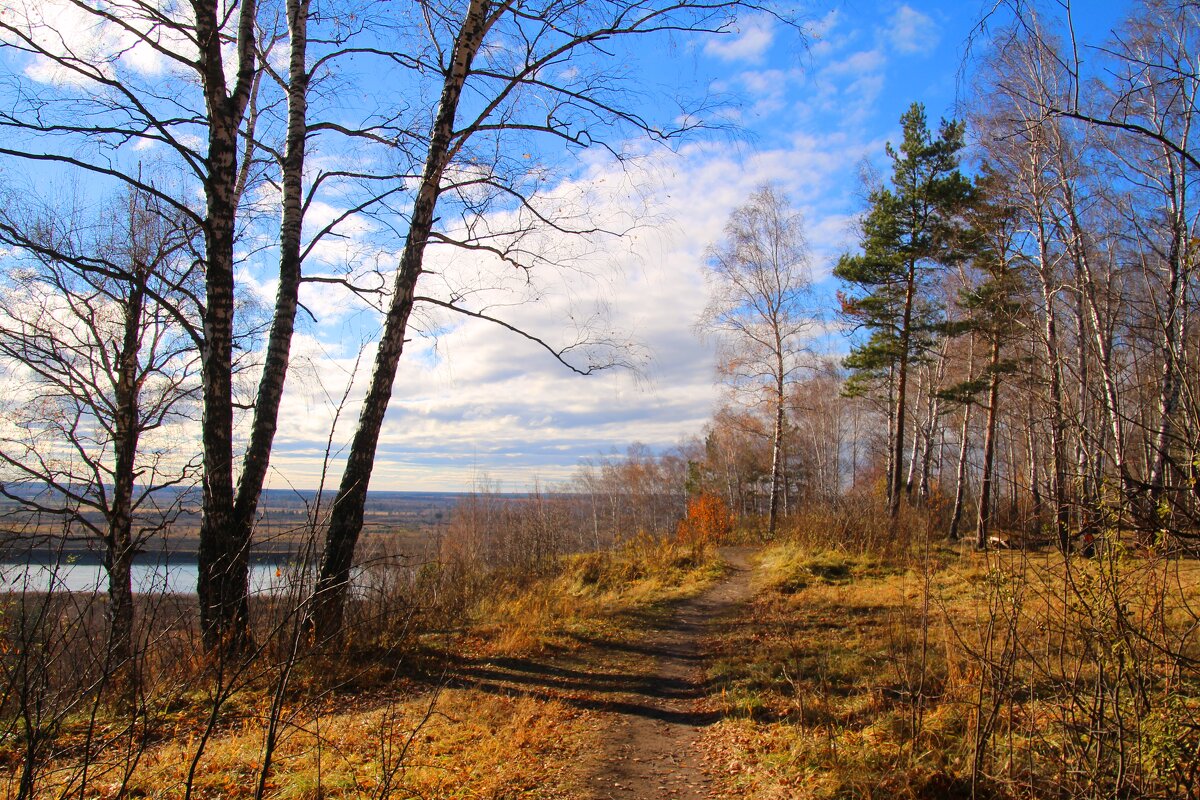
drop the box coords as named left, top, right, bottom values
left=194, top=0, right=259, bottom=656
left=106, top=273, right=145, bottom=686
left=1027, top=390, right=1042, bottom=519
left=232, top=0, right=310, bottom=548
left=975, top=337, right=1002, bottom=550
left=196, top=207, right=249, bottom=654
left=885, top=364, right=896, bottom=501
left=889, top=260, right=917, bottom=523
left=308, top=0, right=494, bottom=642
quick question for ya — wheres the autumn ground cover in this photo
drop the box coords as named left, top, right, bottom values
left=9, top=504, right=1200, bottom=800
left=0, top=536, right=722, bottom=799
left=697, top=532, right=1200, bottom=799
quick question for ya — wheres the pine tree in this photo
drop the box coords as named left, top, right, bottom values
left=834, top=103, right=973, bottom=521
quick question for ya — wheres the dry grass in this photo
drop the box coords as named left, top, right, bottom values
left=0, top=534, right=721, bottom=799
left=94, top=688, right=589, bottom=800
left=470, top=534, right=723, bottom=657
left=699, top=536, right=1200, bottom=800
left=26, top=505, right=1200, bottom=799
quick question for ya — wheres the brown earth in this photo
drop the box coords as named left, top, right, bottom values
left=447, top=547, right=755, bottom=799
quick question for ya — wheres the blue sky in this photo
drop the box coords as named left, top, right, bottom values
left=0, top=0, right=1133, bottom=493
left=255, top=0, right=1137, bottom=493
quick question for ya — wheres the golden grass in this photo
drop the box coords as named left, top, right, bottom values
left=95, top=688, right=589, bottom=800
left=471, top=534, right=723, bottom=657
left=1, top=534, right=721, bottom=799
left=700, top=538, right=1200, bottom=800
left=752, top=542, right=900, bottom=594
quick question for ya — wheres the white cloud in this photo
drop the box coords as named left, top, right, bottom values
left=5, top=0, right=198, bottom=86
left=822, top=48, right=886, bottom=78
left=885, top=5, right=940, bottom=55
left=803, top=47, right=889, bottom=127
left=737, top=68, right=788, bottom=96
left=711, top=66, right=807, bottom=122
left=703, top=12, right=776, bottom=63
left=249, top=126, right=877, bottom=492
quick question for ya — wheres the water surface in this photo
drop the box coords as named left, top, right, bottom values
left=0, top=561, right=299, bottom=596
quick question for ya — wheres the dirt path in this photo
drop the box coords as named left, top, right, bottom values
left=577, top=546, right=754, bottom=799
left=448, top=547, right=755, bottom=799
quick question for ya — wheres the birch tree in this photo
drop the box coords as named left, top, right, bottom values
left=700, top=184, right=815, bottom=538
left=306, top=0, right=788, bottom=639
left=0, top=187, right=199, bottom=681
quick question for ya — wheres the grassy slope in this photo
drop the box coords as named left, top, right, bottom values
left=2, top=537, right=722, bottom=800
left=698, top=541, right=1200, bottom=800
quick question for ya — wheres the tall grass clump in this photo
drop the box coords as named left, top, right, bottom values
left=703, top=495, right=1200, bottom=800
left=472, top=532, right=723, bottom=656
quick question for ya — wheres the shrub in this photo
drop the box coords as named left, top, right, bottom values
left=676, top=492, right=732, bottom=548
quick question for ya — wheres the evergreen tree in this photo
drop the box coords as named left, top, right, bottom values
left=834, top=103, right=973, bottom=521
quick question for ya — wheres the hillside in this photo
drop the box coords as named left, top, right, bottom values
left=6, top=521, right=1198, bottom=799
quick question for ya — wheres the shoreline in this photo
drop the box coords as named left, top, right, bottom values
left=2, top=540, right=305, bottom=566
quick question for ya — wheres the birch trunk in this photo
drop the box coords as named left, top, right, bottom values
left=309, top=0, right=495, bottom=641
left=195, top=0, right=259, bottom=656
left=768, top=351, right=785, bottom=536
left=948, top=339, right=976, bottom=541
left=232, top=0, right=310, bottom=547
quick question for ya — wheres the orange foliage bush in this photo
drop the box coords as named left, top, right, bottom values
left=676, top=492, right=732, bottom=546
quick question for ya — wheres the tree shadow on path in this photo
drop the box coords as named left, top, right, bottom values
left=431, top=547, right=757, bottom=733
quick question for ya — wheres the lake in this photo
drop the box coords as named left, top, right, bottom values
left=0, top=560, right=305, bottom=596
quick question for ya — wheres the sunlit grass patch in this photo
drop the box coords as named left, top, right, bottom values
left=473, top=534, right=723, bottom=657
left=701, top=538, right=1200, bottom=799
left=754, top=541, right=900, bottom=595
left=42, top=687, right=590, bottom=800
